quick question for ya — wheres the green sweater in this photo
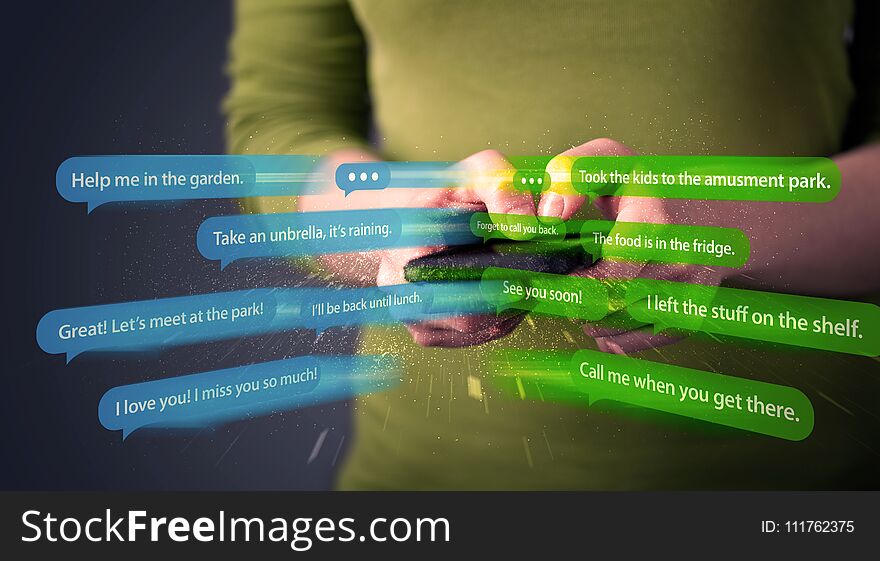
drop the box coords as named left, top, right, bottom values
left=225, top=0, right=880, bottom=489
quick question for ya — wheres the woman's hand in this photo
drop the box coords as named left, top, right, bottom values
left=538, top=138, right=726, bottom=355
left=376, top=150, right=537, bottom=347
left=303, top=149, right=537, bottom=347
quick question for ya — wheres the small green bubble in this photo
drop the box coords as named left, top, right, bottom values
left=513, top=170, right=552, bottom=193
left=469, top=212, right=566, bottom=242
left=480, top=267, right=609, bottom=321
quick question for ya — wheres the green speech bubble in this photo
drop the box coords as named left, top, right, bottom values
left=488, top=349, right=814, bottom=441
left=512, top=169, right=551, bottom=193
left=580, top=220, right=750, bottom=268
left=469, top=212, right=566, bottom=243
left=624, top=278, right=880, bottom=356
left=570, top=156, right=840, bottom=202
left=480, top=267, right=608, bottom=320
left=509, top=157, right=554, bottom=190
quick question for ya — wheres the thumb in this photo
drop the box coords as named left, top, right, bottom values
left=538, top=138, right=637, bottom=220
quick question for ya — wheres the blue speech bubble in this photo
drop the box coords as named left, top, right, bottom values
left=57, top=155, right=325, bottom=212
left=335, top=162, right=391, bottom=195
left=197, top=208, right=478, bottom=268
left=396, top=281, right=494, bottom=322
left=98, top=355, right=401, bottom=439
left=37, top=283, right=498, bottom=361
left=302, top=284, right=436, bottom=335
left=336, top=161, right=463, bottom=195
left=37, top=289, right=282, bottom=362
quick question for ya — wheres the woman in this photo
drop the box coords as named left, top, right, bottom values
left=225, top=0, right=880, bottom=490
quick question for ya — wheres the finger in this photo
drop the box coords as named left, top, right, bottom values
left=574, top=258, right=646, bottom=282
left=538, top=138, right=637, bottom=220
left=594, top=330, right=683, bottom=355
left=582, top=308, right=651, bottom=338
left=456, top=150, right=536, bottom=217
left=538, top=155, right=585, bottom=219
left=639, top=262, right=724, bottom=287
left=613, top=194, right=672, bottom=226
left=583, top=323, right=629, bottom=339
left=576, top=195, right=671, bottom=281
left=406, top=315, right=523, bottom=347
left=412, top=312, right=523, bottom=334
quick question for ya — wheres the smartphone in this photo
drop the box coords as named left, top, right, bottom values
left=403, top=239, right=589, bottom=282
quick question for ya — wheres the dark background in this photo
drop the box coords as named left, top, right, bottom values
left=2, top=1, right=354, bottom=489
left=3, top=1, right=878, bottom=493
